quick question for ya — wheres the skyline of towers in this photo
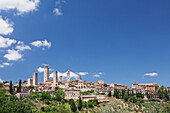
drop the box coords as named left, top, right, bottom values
left=33, top=73, right=38, bottom=85
left=67, top=70, right=70, bottom=82
left=44, top=65, right=49, bottom=83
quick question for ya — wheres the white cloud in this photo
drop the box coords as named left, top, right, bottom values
left=144, top=72, right=158, bottom=77
left=0, top=78, right=3, bottom=82
left=0, top=64, right=4, bottom=68
left=37, top=67, right=44, bottom=73
left=30, top=40, right=51, bottom=48
left=0, top=62, right=13, bottom=68
left=50, top=71, right=80, bottom=79
left=0, top=36, right=16, bottom=48
left=53, top=8, right=62, bottom=15
left=3, top=62, right=13, bottom=66
left=16, top=43, right=31, bottom=51
left=0, top=0, right=40, bottom=14
left=93, top=74, right=100, bottom=78
left=98, top=72, right=103, bottom=75
left=0, top=16, right=14, bottom=35
left=77, top=72, right=88, bottom=76
left=37, top=66, right=53, bottom=73
left=4, top=49, right=22, bottom=61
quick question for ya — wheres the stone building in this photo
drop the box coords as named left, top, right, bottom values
left=27, top=78, right=33, bottom=86
left=64, top=88, right=80, bottom=100
left=44, top=65, right=49, bottom=83
left=33, top=73, right=38, bottom=86
left=53, top=71, right=58, bottom=86
left=67, top=70, right=70, bottom=82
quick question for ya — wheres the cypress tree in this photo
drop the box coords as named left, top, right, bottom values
left=108, top=91, right=112, bottom=97
left=78, top=96, right=82, bottom=111
left=17, top=86, right=19, bottom=93
left=70, top=99, right=77, bottom=112
left=9, top=80, right=13, bottom=94
left=19, top=80, right=22, bottom=92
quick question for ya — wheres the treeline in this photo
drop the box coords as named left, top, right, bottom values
left=0, top=87, right=32, bottom=113
left=109, top=86, right=170, bottom=103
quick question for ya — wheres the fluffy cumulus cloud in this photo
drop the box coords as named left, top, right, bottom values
left=50, top=71, right=80, bottom=79
left=16, top=42, right=31, bottom=51
left=76, top=72, right=88, bottom=76
left=53, top=8, right=62, bottom=15
left=93, top=74, right=100, bottom=78
left=0, top=62, right=13, bottom=68
left=93, top=72, right=103, bottom=77
left=0, top=78, right=3, bottom=82
left=144, top=72, right=158, bottom=77
left=0, top=16, right=14, bottom=35
left=0, top=0, right=40, bottom=14
left=37, top=66, right=53, bottom=73
left=0, top=36, right=16, bottom=48
left=3, top=49, right=22, bottom=61
left=30, top=40, right=51, bottom=48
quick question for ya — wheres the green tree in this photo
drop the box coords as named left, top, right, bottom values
left=124, top=94, right=128, bottom=102
left=9, top=80, right=13, bottom=94
left=70, top=99, right=77, bottom=112
left=122, top=89, right=125, bottom=98
left=28, top=85, right=34, bottom=91
left=108, top=91, right=111, bottom=97
left=19, top=80, right=22, bottom=92
left=129, top=96, right=137, bottom=103
left=53, top=89, right=65, bottom=101
left=104, top=84, right=107, bottom=87
left=78, top=96, right=82, bottom=111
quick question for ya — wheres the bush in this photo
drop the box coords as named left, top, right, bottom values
left=124, top=94, right=128, bottom=102
left=137, top=98, right=144, bottom=103
left=129, top=96, right=137, bottom=103
left=97, top=105, right=100, bottom=107
left=87, top=101, right=94, bottom=108
left=148, top=98, right=160, bottom=102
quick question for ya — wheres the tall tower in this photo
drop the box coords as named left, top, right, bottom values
left=33, top=73, right=38, bottom=86
left=44, top=65, right=49, bottom=83
left=59, top=76, right=63, bottom=82
left=53, top=71, right=58, bottom=86
left=78, top=75, right=81, bottom=80
left=27, top=78, right=33, bottom=86
left=67, top=70, right=70, bottom=82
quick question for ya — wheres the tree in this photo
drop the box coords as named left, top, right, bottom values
left=53, top=89, right=65, bottom=101
left=19, top=80, right=22, bottom=92
left=9, top=80, right=13, bottom=94
left=108, top=91, right=111, bottom=97
left=70, top=99, right=77, bottom=112
left=124, top=94, right=128, bottom=102
left=104, top=84, right=107, bottom=87
left=155, top=84, right=159, bottom=90
left=78, top=96, right=82, bottom=111
left=129, top=96, right=137, bottom=103
left=55, top=87, right=59, bottom=91
left=17, top=86, right=19, bottom=93
left=122, top=89, right=125, bottom=98
left=28, top=85, right=34, bottom=91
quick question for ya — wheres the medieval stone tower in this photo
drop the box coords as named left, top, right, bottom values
left=53, top=71, right=58, bottom=86
left=33, top=73, right=38, bottom=85
left=67, top=70, right=70, bottom=82
left=44, top=65, right=49, bottom=83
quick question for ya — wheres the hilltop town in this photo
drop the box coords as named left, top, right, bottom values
left=1, top=65, right=169, bottom=102
left=0, top=65, right=170, bottom=112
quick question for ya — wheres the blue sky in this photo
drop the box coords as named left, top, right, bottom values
left=0, top=0, right=170, bottom=87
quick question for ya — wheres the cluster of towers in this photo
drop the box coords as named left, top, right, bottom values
left=28, top=65, right=73, bottom=86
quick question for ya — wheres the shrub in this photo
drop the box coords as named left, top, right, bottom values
left=129, top=96, right=137, bottom=103
left=148, top=98, right=160, bottom=102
